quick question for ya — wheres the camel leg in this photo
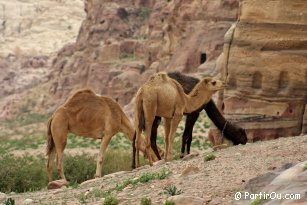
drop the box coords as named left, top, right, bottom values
left=165, top=116, right=182, bottom=161
left=51, top=113, right=68, bottom=181
left=54, top=138, right=67, bottom=181
left=150, top=116, right=162, bottom=160
left=142, top=100, right=156, bottom=166
left=181, top=112, right=199, bottom=158
left=145, top=118, right=155, bottom=166
left=135, top=128, right=142, bottom=168
left=47, top=150, right=56, bottom=182
left=95, top=134, right=112, bottom=178
left=163, top=118, right=171, bottom=161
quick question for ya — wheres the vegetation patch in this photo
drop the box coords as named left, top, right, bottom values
left=164, top=199, right=175, bottom=205
left=5, top=113, right=48, bottom=128
left=113, top=168, right=171, bottom=192
left=141, top=197, right=152, bottom=205
left=204, top=153, right=216, bottom=161
left=5, top=198, right=15, bottom=205
left=78, top=169, right=170, bottom=203
left=163, top=185, right=183, bottom=196
left=103, top=195, right=118, bottom=205
left=0, top=154, right=47, bottom=193
left=0, top=149, right=135, bottom=193
left=249, top=196, right=267, bottom=205
left=0, top=135, right=45, bottom=151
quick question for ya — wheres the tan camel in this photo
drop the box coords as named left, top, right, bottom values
left=133, top=72, right=225, bottom=168
left=47, top=89, right=163, bottom=183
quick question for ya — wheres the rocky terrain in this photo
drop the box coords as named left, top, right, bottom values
left=1, top=134, right=306, bottom=205
left=0, top=0, right=84, bottom=57
left=0, top=0, right=239, bottom=123
left=0, top=0, right=306, bottom=205
left=0, top=0, right=84, bottom=124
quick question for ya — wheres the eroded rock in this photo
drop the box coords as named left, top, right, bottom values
left=167, top=195, right=204, bottom=205
left=47, top=179, right=68, bottom=190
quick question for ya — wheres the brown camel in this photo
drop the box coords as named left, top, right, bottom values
left=46, top=89, right=162, bottom=183
left=132, top=72, right=225, bottom=168
left=150, top=72, right=247, bottom=159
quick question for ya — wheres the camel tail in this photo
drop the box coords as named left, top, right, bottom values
left=46, top=117, right=55, bottom=156
left=136, top=96, right=145, bottom=131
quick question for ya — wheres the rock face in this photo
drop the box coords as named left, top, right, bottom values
left=235, top=161, right=307, bottom=205
left=48, top=0, right=239, bottom=110
left=216, top=0, right=307, bottom=142
left=0, top=0, right=84, bottom=57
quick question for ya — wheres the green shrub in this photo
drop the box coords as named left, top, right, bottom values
left=102, top=168, right=171, bottom=195
left=141, top=197, right=151, bottom=205
left=103, top=195, right=118, bottom=205
left=164, top=200, right=175, bottom=205
left=0, top=149, right=134, bottom=193
left=5, top=198, right=15, bottom=205
left=249, top=196, right=266, bottom=205
left=0, top=154, right=47, bottom=193
left=303, top=163, right=307, bottom=171
left=204, top=154, right=216, bottom=161
left=63, top=154, right=96, bottom=184
left=163, top=185, right=183, bottom=196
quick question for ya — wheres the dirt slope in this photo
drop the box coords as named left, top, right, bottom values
left=6, top=135, right=307, bottom=205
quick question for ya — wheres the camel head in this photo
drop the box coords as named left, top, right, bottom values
left=199, top=77, right=226, bottom=92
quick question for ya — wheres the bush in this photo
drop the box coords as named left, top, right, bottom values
left=5, top=198, right=15, bottom=205
left=141, top=197, right=151, bottom=205
left=204, top=154, right=216, bottom=161
left=0, top=154, right=47, bottom=193
left=63, top=154, right=96, bottom=184
left=164, top=200, right=175, bottom=205
left=0, top=149, right=135, bottom=193
left=163, top=185, right=183, bottom=196
left=103, top=195, right=118, bottom=205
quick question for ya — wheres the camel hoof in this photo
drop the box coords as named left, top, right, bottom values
left=95, top=175, right=101, bottom=179
left=180, top=153, right=184, bottom=158
left=47, top=179, right=68, bottom=190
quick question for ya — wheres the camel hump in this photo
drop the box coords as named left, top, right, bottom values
left=67, top=88, right=96, bottom=101
left=149, top=72, right=169, bottom=82
left=72, top=88, right=95, bottom=97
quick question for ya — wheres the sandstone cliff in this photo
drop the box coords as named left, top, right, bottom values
left=48, top=0, right=239, bottom=111
left=214, top=0, right=307, bottom=141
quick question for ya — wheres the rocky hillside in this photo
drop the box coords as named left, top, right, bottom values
left=0, top=0, right=239, bottom=124
left=45, top=0, right=239, bottom=112
left=0, top=0, right=84, bottom=57
left=0, top=0, right=84, bottom=122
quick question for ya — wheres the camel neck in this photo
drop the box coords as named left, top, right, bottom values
left=184, top=90, right=213, bottom=113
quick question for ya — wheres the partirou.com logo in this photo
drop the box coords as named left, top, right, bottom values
left=234, top=191, right=301, bottom=201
